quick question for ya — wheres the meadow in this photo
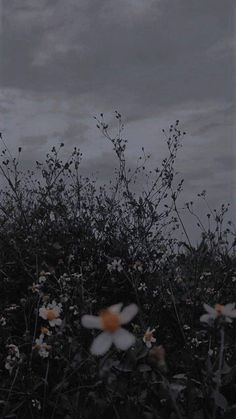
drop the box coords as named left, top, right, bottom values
left=0, top=114, right=236, bottom=419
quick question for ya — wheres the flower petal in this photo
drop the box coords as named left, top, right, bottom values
left=225, top=317, right=233, bottom=323
left=200, top=313, right=213, bottom=323
left=146, top=341, right=152, bottom=348
left=90, top=332, right=113, bottom=355
left=81, top=315, right=101, bottom=329
left=120, top=304, right=138, bottom=324
left=203, top=303, right=216, bottom=315
left=228, top=310, right=236, bottom=318
left=39, top=308, right=47, bottom=320
left=109, top=303, right=123, bottom=314
left=222, top=303, right=236, bottom=316
left=113, top=328, right=135, bottom=350
left=54, top=318, right=62, bottom=326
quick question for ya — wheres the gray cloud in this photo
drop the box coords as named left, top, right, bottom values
left=1, top=0, right=235, bottom=242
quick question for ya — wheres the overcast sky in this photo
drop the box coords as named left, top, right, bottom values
left=0, top=0, right=235, bottom=243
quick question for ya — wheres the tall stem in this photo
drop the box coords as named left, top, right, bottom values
left=213, top=327, right=225, bottom=419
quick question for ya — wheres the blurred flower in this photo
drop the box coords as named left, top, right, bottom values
left=49, top=211, right=55, bottom=221
left=81, top=303, right=138, bottom=356
left=153, top=289, right=159, bottom=298
left=138, top=282, right=147, bottom=292
left=40, top=327, right=51, bottom=336
left=107, top=258, right=123, bottom=273
left=32, top=399, right=41, bottom=410
left=191, top=337, right=201, bottom=347
left=39, top=275, right=47, bottom=284
left=143, top=327, right=156, bottom=348
left=200, top=303, right=236, bottom=324
left=0, top=316, right=6, bottom=326
left=39, top=300, right=62, bottom=327
left=5, top=344, right=20, bottom=375
left=33, top=334, right=51, bottom=358
left=29, top=282, right=41, bottom=293
left=183, top=324, right=190, bottom=331
left=133, top=261, right=143, bottom=272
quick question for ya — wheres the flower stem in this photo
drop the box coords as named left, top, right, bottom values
left=213, top=327, right=224, bottom=419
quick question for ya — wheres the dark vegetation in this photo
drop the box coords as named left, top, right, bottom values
left=0, top=113, right=236, bottom=418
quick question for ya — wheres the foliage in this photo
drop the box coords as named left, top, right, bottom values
left=0, top=114, right=236, bottom=419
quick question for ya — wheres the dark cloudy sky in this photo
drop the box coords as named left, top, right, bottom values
left=1, top=0, right=235, bottom=243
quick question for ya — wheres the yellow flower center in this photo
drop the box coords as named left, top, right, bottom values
left=214, top=304, right=224, bottom=316
left=100, top=309, right=120, bottom=332
left=46, top=310, right=57, bottom=321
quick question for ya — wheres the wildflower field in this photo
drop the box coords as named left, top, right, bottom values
left=0, top=115, right=236, bottom=419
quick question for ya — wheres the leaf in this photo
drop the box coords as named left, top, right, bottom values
left=173, top=373, right=187, bottom=381
left=212, top=390, right=228, bottom=411
left=170, top=383, right=186, bottom=401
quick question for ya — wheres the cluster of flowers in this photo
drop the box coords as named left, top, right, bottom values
left=33, top=327, right=52, bottom=358
left=5, top=344, right=21, bottom=375
left=4, top=266, right=236, bottom=376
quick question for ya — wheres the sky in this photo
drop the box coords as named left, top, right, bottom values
left=0, top=0, right=235, bottom=244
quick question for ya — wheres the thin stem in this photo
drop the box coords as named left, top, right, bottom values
left=213, top=327, right=225, bottom=419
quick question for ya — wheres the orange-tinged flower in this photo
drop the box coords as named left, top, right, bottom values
left=200, top=302, right=236, bottom=324
left=39, top=301, right=62, bottom=327
left=81, top=303, right=138, bottom=356
left=143, top=327, right=156, bottom=348
left=100, top=309, right=120, bottom=332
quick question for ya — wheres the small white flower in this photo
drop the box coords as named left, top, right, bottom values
left=200, top=303, right=236, bottom=324
left=39, top=301, right=62, bottom=327
left=133, top=261, right=143, bottom=272
left=143, top=327, right=156, bottom=348
left=191, top=337, right=201, bottom=347
left=32, top=399, right=41, bottom=410
left=39, top=275, right=46, bottom=284
left=40, top=327, right=52, bottom=336
left=49, top=211, right=55, bottom=221
left=81, top=303, right=138, bottom=356
left=107, top=259, right=123, bottom=273
left=183, top=324, right=190, bottom=331
left=0, top=316, right=6, bottom=326
left=153, top=289, right=159, bottom=298
left=34, top=337, right=51, bottom=358
left=29, top=282, right=42, bottom=293
left=7, top=344, right=20, bottom=358
left=138, top=282, right=147, bottom=292
left=5, top=345, right=20, bottom=374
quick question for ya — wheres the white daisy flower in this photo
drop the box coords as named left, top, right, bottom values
left=5, top=344, right=20, bottom=374
left=143, top=327, right=156, bottom=348
left=107, top=259, right=123, bottom=273
left=200, top=303, right=236, bottom=324
left=138, top=282, right=147, bottom=292
left=39, top=301, right=62, bottom=327
left=33, top=336, right=51, bottom=358
left=81, top=303, right=138, bottom=356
